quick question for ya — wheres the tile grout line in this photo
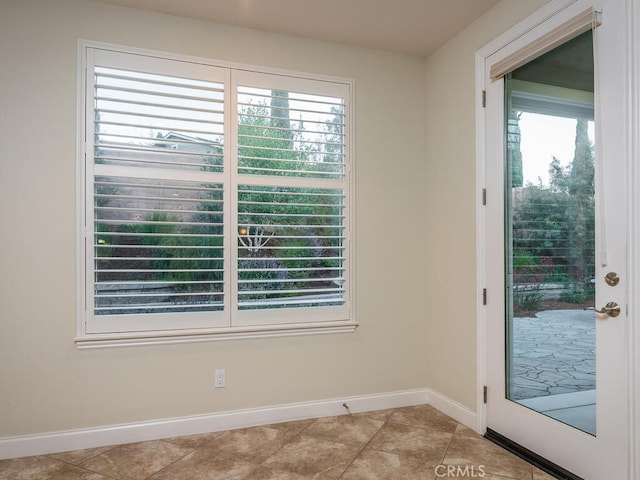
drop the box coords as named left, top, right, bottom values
left=58, top=461, right=121, bottom=480
left=152, top=428, right=229, bottom=479
left=335, top=409, right=397, bottom=480
left=438, top=422, right=459, bottom=468
left=48, top=449, right=122, bottom=480
left=13, top=406, right=538, bottom=480
left=140, top=440, right=199, bottom=480
left=229, top=417, right=323, bottom=479
left=48, top=445, right=118, bottom=469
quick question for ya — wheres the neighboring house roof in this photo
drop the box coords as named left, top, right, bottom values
left=160, top=131, right=223, bottom=155
left=162, top=131, right=213, bottom=143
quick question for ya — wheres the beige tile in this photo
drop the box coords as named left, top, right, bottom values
left=49, top=446, right=114, bottom=465
left=265, top=464, right=348, bottom=480
left=348, top=408, right=397, bottom=422
left=80, top=440, right=191, bottom=480
left=533, top=468, right=558, bottom=479
left=368, top=422, right=453, bottom=463
left=197, top=425, right=292, bottom=462
left=49, top=465, right=113, bottom=479
left=263, top=434, right=361, bottom=478
left=0, top=407, right=546, bottom=480
left=163, top=430, right=224, bottom=449
left=148, top=450, right=258, bottom=480
left=302, top=414, right=385, bottom=446
left=341, top=449, right=436, bottom=480
left=481, top=476, right=521, bottom=480
left=387, top=405, right=458, bottom=434
left=442, top=425, right=533, bottom=480
left=0, top=455, right=70, bottom=480
left=262, top=419, right=316, bottom=438
left=237, top=465, right=322, bottom=480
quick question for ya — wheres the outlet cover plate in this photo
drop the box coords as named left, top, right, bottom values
left=214, top=369, right=225, bottom=388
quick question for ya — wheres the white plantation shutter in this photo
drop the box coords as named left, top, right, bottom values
left=80, top=45, right=353, bottom=341
left=234, top=72, right=350, bottom=325
left=86, top=49, right=229, bottom=333
left=91, top=50, right=226, bottom=172
left=236, top=186, right=346, bottom=308
left=236, top=82, right=346, bottom=178
left=92, top=176, right=225, bottom=313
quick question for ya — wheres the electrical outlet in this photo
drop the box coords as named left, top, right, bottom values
left=214, top=369, right=226, bottom=388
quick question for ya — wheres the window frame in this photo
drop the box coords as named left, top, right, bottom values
left=76, top=40, right=356, bottom=348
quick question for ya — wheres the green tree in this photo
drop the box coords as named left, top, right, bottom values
left=235, top=90, right=345, bottom=303
left=269, top=90, right=292, bottom=134
left=567, top=118, right=595, bottom=286
left=549, top=156, right=570, bottom=193
left=511, top=118, right=595, bottom=297
left=508, top=112, right=523, bottom=188
left=238, top=104, right=301, bottom=174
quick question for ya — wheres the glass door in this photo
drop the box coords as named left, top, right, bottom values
left=483, top=2, right=629, bottom=478
left=505, top=31, right=597, bottom=436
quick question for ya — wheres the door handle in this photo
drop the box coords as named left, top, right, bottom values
left=590, top=301, right=621, bottom=318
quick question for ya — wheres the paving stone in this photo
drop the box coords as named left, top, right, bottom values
left=556, top=378, right=595, bottom=387
left=548, top=386, right=580, bottom=395
left=536, top=371, right=569, bottom=383
left=511, top=309, right=595, bottom=396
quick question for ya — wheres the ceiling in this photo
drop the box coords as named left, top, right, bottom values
left=92, top=0, right=502, bottom=57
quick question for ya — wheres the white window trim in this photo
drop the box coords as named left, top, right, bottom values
left=76, top=40, right=357, bottom=348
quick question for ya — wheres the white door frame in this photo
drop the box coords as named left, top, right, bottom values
left=626, top=0, right=640, bottom=478
left=475, top=0, right=639, bottom=477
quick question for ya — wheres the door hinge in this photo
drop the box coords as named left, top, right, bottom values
left=482, top=188, right=487, bottom=206
left=482, top=90, right=486, bottom=108
left=483, top=385, right=488, bottom=403
left=482, top=288, right=487, bottom=305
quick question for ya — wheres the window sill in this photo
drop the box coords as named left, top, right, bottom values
left=75, top=321, right=358, bottom=349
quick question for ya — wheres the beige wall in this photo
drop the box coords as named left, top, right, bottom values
left=0, top=0, right=429, bottom=437
left=0, top=0, right=552, bottom=439
left=423, top=0, right=550, bottom=409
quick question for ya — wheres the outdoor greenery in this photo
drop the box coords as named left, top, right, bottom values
left=94, top=88, right=346, bottom=313
left=235, top=90, right=345, bottom=307
left=511, top=117, right=595, bottom=314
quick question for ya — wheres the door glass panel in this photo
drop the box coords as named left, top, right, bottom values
left=505, top=31, right=596, bottom=435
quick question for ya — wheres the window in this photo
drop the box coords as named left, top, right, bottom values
left=77, top=44, right=354, bottom=346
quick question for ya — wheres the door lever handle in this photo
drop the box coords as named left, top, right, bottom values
left=588, top=301, right=621, bottom=318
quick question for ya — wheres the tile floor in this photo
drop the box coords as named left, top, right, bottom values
left=0, top=405, right=557, bottom=480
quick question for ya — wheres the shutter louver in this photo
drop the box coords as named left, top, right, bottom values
left=94, top=66, right=224, bottom=173
left=94, top=176, right=224, bottom=315
left=237, top=87, right=345, bottom=179
left=235, top=82, right=349, bottom=315
left=237, top=186, right=345, bottom=309
left=90, top=59, right=226, bottom=323
left=82, top=46, right=352, bottom=339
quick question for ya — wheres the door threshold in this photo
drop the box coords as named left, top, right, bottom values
left=484, top=428, right=584, bottom=480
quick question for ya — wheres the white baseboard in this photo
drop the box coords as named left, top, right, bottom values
left=426, top=388, right=479, bottom=432
left=0, top=388, right=479, bottom=460
left=0, top=388, right=429, bottom=460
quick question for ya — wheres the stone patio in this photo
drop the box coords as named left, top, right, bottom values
left=510, top=309, right=595, bottom=401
